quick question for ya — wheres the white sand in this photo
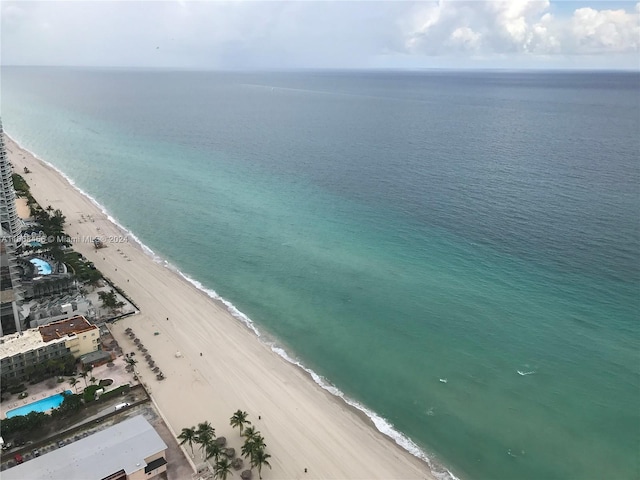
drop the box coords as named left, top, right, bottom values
left=7, top=136, right=436, bottom=479
left=15, top=197, right=30, bottom=219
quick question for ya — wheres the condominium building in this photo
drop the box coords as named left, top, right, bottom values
left=0, top=315, right=100, bottom=382
left=0, top=120, right=21, bottom=241
left=0, top=119, right=25, bottom=336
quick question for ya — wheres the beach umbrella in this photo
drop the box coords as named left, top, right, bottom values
left=224, top=447, right=235, bottom=458
left=152, top=366, right=159, bottom=372
left=240, top=470, right=252, bottom=480
left=231, top=458, right=243, bottom=470
left=141, top=348, right=148, bottom=353
left=215, top=437, right=226, bottom=447
left=125, top=327, right=132, bottom=333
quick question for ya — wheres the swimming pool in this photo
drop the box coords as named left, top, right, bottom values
left=6, top=391, right=72, bottom=418
left=30, top=258, right=53, bottom=275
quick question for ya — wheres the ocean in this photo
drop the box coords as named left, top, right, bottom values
left=1, top=67, right=639, bottom=480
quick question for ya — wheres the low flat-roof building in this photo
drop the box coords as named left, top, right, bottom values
left=0, top=315, right=99, bottom=382
left=2, top=415, right=168, bottom=480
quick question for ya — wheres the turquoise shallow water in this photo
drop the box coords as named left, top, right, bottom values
left=2, top=68, right=639, bottom=479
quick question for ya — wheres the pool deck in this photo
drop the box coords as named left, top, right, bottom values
left=0, top=355, right=137, bottom=419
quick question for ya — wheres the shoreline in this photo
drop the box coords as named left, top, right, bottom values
left=5, top=133, right=452, bottom=480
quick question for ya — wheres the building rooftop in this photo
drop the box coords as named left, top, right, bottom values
left=0, top=315, right=96, bottom=359
left=79, top=349, right=112, bottom=366
left=1, top=415, right=168, bottom=480
left=38, top=315, right=96, bottom=342
left=0, top=329, right=66, bottom=359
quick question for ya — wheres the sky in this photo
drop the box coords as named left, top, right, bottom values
left=1, top=1, right=639, bottom=70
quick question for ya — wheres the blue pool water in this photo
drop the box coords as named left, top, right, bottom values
left=30, top=258, right=52, bottom=275
left=29, top=241, right=42, bottom=248
left=6, top=391, right=72, bottom=418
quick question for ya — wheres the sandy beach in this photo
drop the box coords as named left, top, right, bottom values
left=6, top=136, right=435, bottom=479
left=14, top=197, right=30, bottom=219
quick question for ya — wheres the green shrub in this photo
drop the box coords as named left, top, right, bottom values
left=51, top=393, right=83, bottom=418
left=83, top=385, right=100, bottom=402
left=8, top=384, right=26, bottom=394
left=98, top=384, right=130, bottom=401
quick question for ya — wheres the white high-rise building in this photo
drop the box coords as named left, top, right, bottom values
left=0, top=120, right=25, bottom=336
left=0, top=121, right=21, bottom=241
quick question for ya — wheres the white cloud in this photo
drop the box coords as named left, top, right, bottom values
left=448, top=27, right=482, bottom=51
left=1, top=1, right=638, bottom=69
left=401, top=0, right=639, bottom=63
left=569, top=6, right=640, bottom=53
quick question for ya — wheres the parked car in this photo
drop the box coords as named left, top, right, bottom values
left=14, top=454, right=23, bottom=465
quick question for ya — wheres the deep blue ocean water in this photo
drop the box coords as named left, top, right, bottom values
left=2, top=68, right=639, bottom=480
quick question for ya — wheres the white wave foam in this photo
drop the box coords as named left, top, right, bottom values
left=7, top=131, right=459, bottom=480
left=270, top=346, right=460, bottom=480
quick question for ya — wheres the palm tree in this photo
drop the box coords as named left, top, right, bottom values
left=242, top=433, right=266, bottom=464
left=251, top=449, right=272, bottom=479
left=230, top=410, right=252, bottom=436
left=68, top=377, right=79, bottom=393
left=177, top=426, right=197, bottom=457
left=214, top=457, right=233, bottom=480
left=204, top=439, right=223, bottom=464
left=249, top=434, right=266, bottom=452
left=90, top=376, right=97, bottom=385
left=79, top=371, right=88, bottom=388
left=195, top=421, right=216, bottom=458
left=243, top=426, right=257, bottom=440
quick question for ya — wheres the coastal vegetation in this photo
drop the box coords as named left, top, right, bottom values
left=63, top=250, right=102, bottom=283
left=98, top=289, right=126, bottom=314
left=0, top=411, right=48, bottom=438
left=11, top=172, right=29, bottom=195
left=177, top=411, right=271, bottom=479
left=230, top=409, right=251, bottom=436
